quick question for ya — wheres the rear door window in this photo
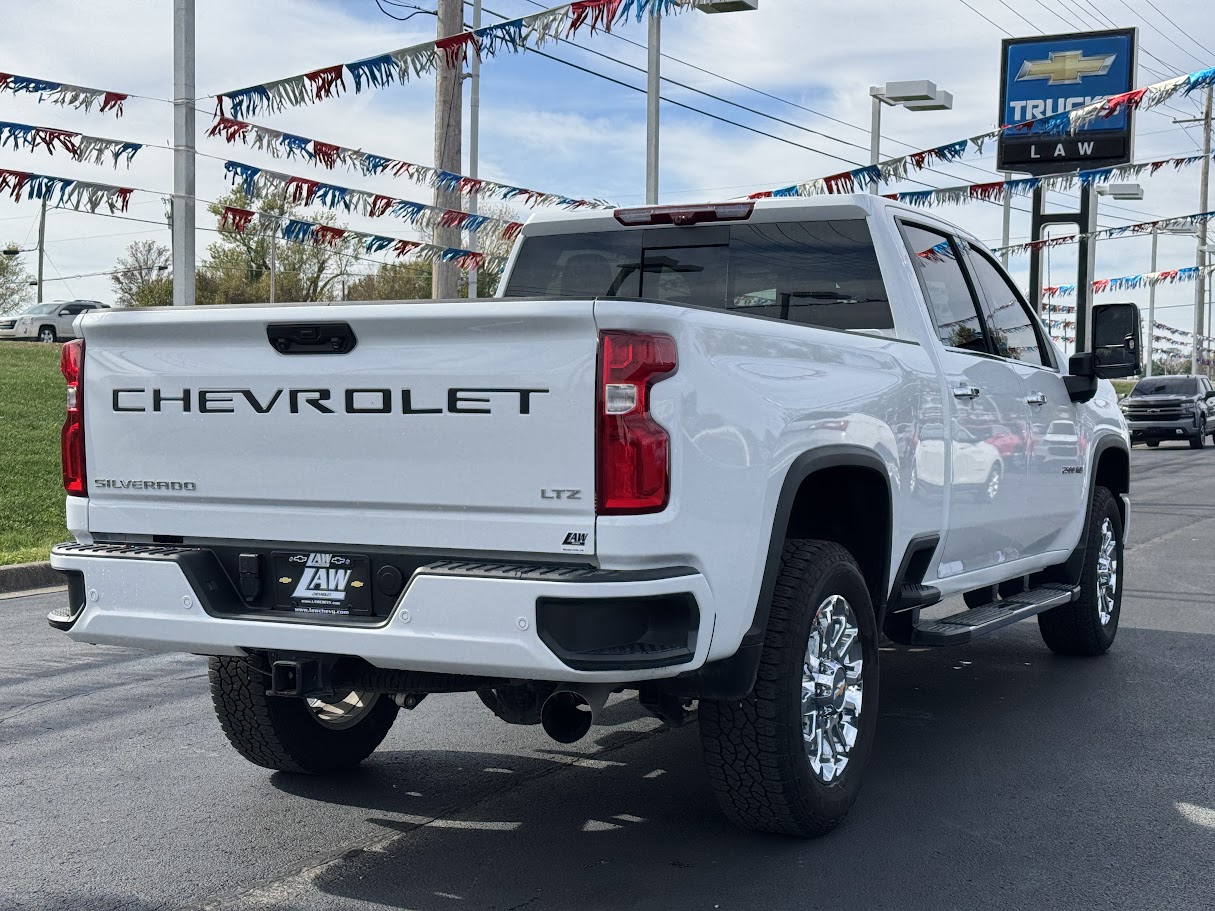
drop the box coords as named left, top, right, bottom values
left=900, top=223, right=987, bottom=353
left=504, top=220, right=894, bottom=334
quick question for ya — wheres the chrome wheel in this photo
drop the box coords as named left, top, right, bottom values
left=307, top=691, right=379, bottom=729
left=38, top=328, right=55, bottom=343
left=801, top=594, right=864, bottom=784
left=1096, top=517, right=1118, bottom=625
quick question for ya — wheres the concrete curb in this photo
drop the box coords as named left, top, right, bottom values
left=0, top=561, right=62, bottom=594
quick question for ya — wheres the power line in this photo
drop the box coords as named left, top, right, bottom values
left=1137, top=0, right=1215, bottom=60
left=992, top=0, right=1045, bottom=34
left=1111, top=0, right=1208, bottom=70
left=955, top=0, right=1012, bottom=34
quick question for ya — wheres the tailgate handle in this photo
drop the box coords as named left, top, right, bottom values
left=267, top=322, right=357, bottom=355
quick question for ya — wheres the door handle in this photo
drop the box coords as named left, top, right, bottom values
left=952, top=385, right=981, bottom=400
left=1026, top=392, right=1048, bottom=406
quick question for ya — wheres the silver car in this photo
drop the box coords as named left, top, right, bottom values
left=0, top=300, right=109, bottom=342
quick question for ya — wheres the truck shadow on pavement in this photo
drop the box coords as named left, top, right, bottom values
left=258, top=624, right=1215, bottom=911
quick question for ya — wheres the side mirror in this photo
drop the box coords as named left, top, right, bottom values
left=1090, top=301, right=1142, bottom=379
left=1064, top=353, right=1099, bottom=403
left=1206, top=390, right=1215, bottom=400
left=58, top=309, right=72, bottom=316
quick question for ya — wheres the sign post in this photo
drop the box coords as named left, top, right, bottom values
left=998, top=29, right=1137, bottom=356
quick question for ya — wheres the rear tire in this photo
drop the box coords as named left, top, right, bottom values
left=699, top=540, right=878, bottom=837
left=1038, top=487, right=1123, bottom=656
left=208, top=656, right=398, bottom=773
left=1145, top=441, right=1159, bottom=448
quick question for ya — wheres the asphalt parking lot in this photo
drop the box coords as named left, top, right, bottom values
left=2, top=443, right=1213, bottom=911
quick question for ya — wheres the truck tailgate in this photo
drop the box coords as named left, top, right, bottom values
left=81, top=301, right=597, bottom=556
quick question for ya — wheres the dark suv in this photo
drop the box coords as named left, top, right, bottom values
left=1121, top=375, right=1215, bottom=449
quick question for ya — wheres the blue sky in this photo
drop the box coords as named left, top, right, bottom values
left=1, top=0, right=1213, bottom=341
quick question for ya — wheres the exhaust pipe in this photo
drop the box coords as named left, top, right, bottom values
left=541, top=691, right=593, bottom=744
left=540, top=685, right=612, bottom=744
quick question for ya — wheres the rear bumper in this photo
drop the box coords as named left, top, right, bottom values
left=48, top=543, right=714, bottom=683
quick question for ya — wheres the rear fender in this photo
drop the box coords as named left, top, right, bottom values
left=666, top=445, right=892, bottom=700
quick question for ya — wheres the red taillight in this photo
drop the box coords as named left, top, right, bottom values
left=597, top=332, right=677, bottom=515
left=60, top=339, right=86, bottom=496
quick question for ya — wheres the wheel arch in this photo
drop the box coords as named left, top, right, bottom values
left=1036, top=433, right=1129, bottom=590
left=671, top=445, right=893, bottom=701
left=1092, top=435, right=1129, bottom=529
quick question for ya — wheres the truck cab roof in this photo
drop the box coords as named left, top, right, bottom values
left=519, top=193, right=987, bottom=249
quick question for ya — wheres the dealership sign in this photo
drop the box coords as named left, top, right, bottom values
left=998, top=28, right=1138, bottom=175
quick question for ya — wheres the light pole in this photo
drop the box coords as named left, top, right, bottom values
left=647, top=1, right=758, bottom=204
left=172, top=0, right=195, bottom=306
left=868, top=81, right=953, bottom=194
left=467, top=0, right=481, bottom=298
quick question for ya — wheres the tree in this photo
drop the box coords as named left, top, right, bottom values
left=345, top=261, right=432, bottom=302
left=198, top=189, right=359, bottom=306
left=0, top=247, right=35, bottom=315
left=111, top=239, right=172, bottom=308
left=343, top=200, right=523, bottom=302
left=464, top=200, right=523, bottom=298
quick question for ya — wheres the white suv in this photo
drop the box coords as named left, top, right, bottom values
left=0, top=300, right=109, bottom=343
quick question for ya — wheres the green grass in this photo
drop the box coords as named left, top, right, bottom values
left=0, top=342, right=68, bottom=564
left=1111, top=379, right=1137, bottom=398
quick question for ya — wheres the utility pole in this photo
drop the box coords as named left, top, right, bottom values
left=172, top=0, right=196, bottom=306
left=467, top=0, right=481, bottom=299
left=269, top=233, right=276, bottom=303
left=36, top=195, right=46, bottom=303
left=646, top=14, right=660, bottom=204
left=432, top=0, right=463, bottom=300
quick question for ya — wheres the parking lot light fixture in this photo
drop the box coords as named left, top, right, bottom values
left=869, top=81, right=953, bottom=194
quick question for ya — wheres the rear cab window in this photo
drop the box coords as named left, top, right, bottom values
left=504, top=219, right=896, bottom=336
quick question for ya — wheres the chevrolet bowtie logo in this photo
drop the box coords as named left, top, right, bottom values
left=1017, top=50, right=1117, bottom=85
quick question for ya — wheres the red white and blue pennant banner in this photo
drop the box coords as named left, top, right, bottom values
left=208, top=117, right=609, bottom=209
left=885, top=153, right=1215, bottom=210
left=994, top=210, right=1215, bottom=257
left=223, top=160, right=524, bottom=242
left=755, top=151, right=1214, bottom=208
left=750, top=65, right=1215, bottom=201
left=0, top=73, right=127, bottom=117
left=216, top=0, right=713, bottom=118
left=0, top=168, right=133, bottom=213
left=219, top=205, right=504, bottom=273
left=0, top=120, right=142, bottom=167
left=1042, top=263, right=1215, bottom=299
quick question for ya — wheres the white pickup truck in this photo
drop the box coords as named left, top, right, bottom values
left=49, top=195, right=1141, bottom=837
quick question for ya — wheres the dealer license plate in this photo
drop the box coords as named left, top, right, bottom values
left=272, top=551, right=372, bottom=616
